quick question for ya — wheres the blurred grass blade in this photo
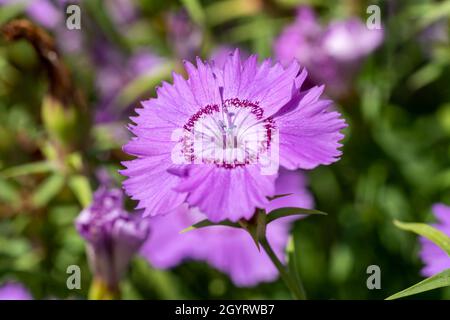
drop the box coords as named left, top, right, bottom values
left=286, top=235, right=307, bottom=299
left=0, top=3, right=26, bottom=25
left=116, top=62, right=174, bottom=109
left=92, top=123, right=125, bottom=151
left=409, top=1, right=450, bottom=29
left=66, top=152, right=83, bottom=172
left=180, top=0, right=205, bottom=26
left=68, top=175, right=92, bottom=208
left=394, top=220, right=450, bottom=256
left=0, top=161, right=53, bottom=178
left=31, top=174, right=65, bottom=208
left=0, top=177, right=20, bottom=203
left=181, top=219, right=240, bottom=233
left=84, top=0, right=130, bottom=52
left=386, top=268, right=450, bottom=300
left=205, top=0, right=263, bottom=26
left=132, top=258, right=184, bottom=299
left=266, top=207, right=327, bottom=224
left=408, top=63, right=443, bottom=90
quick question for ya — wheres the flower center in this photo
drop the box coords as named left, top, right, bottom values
left=180, top=98, right=275, bottom=168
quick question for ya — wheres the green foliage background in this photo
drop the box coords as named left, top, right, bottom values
left=0, top=0, right=449, bottom=299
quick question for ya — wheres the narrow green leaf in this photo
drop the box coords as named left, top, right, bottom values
left=408, top=63, right=443, bottom=90
left=116, top=63, right=174, bottom=109
left=386, top=268, right=450, bottom=300
left=0, top=177, right=20, bottom=203
left=180, top=0, right=206, bottom=26
left=68, top=175, right=92, bottom=208
left=84, top=0, right=131, bottom=52
left=92, top=123, right=124, bottom=150
left=286, top=235, right=307, bottom=299
left=394, top=220, right=450, bottom=256
left=0, top=161, right=53, bottom=178
left=180, top=219, right=240, bottom=234
left=132, top=258, right=184, bottom=299
left=205, top=0, right=262, bottom=26
left=31, top=174, right=65, bottom=208
left=0, top=3, right=26, bottom=25
left=66, top=152, right=83, bottom=172
left=267, top=193, right=293, bottom=201
left=266, top=207, right=327, bottom=224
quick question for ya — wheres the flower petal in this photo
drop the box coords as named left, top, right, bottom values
left=220, top=50, right=300, bottom=118
left=121, top=157, right=188, bottom=216
left=175, top=165, right=277, bottom=222
left=275, top=86, right=347, bottom=169
left=265, top=168, right=314, bottom=212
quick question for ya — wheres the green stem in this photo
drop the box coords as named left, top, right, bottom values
left=88, top=278, right=120, bottom=300
left=288, top=242, right=307, bottom=300
left=260, top=237, right=306, bottom=300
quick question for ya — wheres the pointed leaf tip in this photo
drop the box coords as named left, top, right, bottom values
left=266, top=207, right=327, bottom=224
left=393, top=220, right=450, bottom=256
left=179, top=218, right=241, bottom=234
left=267, top=193, right=293, bottom=201
left=386, top=268, right=450, bottom=300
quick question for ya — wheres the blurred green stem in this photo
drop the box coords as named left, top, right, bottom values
left=260, top=237, right=306, bottom=300
left=88, top=279, right=120, bottom=300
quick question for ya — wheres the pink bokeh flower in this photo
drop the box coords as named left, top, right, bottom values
left=0, top=282, right=32, bottom=300
left=419, top=204, right=450, bottom=277
left=274, top=6, right=383, bottom=98
left=76, top=186, right=149, bottom=290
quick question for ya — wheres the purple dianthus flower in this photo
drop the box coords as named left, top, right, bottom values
left=121, top=49, right=346, bottom=222
left=75, top=186, right=149, bottom=291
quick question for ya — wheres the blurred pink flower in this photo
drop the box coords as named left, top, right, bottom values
left=0, top=282, right=32, bottom=300
left=94, top=47, right=165, bottom=124
left=76, top=185, right=149, bottom=290
left=141, top=169, right=314, bottom=287
left=166, top=9, right=203, bottom=60
left=419, top=204, right=450, bottom=277
left=274, top=6, right=383, bottom=98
